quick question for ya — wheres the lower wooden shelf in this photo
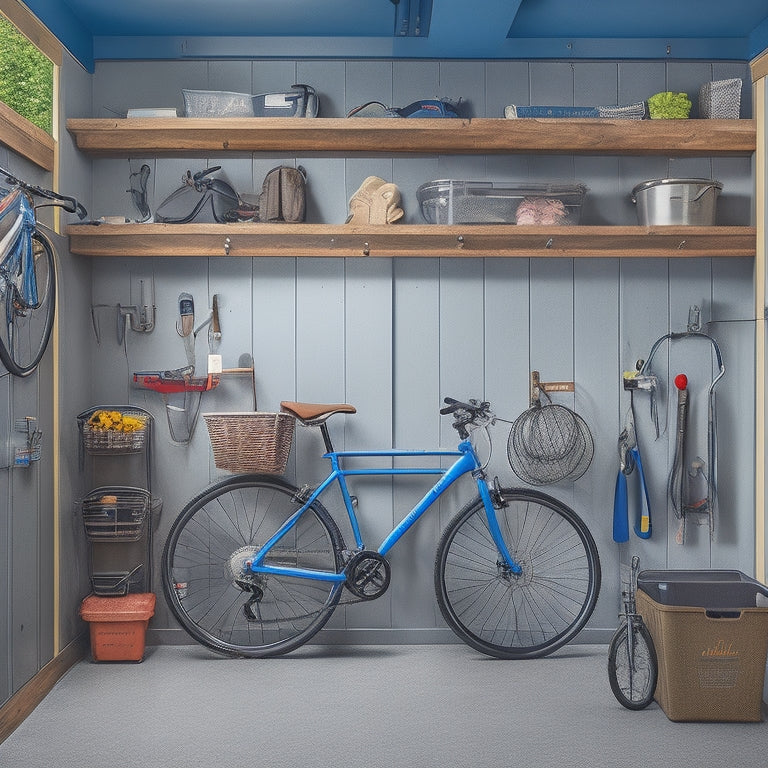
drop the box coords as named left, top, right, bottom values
left=66, top=223, right=756, bottom=259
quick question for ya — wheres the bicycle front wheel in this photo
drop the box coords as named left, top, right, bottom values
left=608, top=619, right=657, bottom=709
left=435, top=488, right=601, bottom=659
left=162, top=474, right=345, bottom=657
left=0, top=231, right=55, bottom=377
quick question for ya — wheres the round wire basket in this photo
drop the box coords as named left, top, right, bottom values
left=507, top=402, right=594, bottom=485
left=203, top=412, right=295, bottom=473
left=80, top=486, right=151, bottom=541
left=80, top=408, right=149, bottom=454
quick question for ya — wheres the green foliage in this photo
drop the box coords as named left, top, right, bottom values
left=0, top=15, right=53, bottom=134
left=647, top=91, right=692, bottom=120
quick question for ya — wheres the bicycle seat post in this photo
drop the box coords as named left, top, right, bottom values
left=319, top=422, right=335, bottom=454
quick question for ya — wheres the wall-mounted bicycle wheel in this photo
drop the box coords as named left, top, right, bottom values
left=435, top=487, right=601, bottom=659
left=162, top=474, right=345, bottom=657
left=608, top=619, right=658, bottom=709
left=0, top=231, right=56, bottom=377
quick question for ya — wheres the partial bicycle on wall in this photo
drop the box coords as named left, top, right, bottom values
left=0, top=166, right=87, bottom=377
left=162, top=397, right=601, bottom=659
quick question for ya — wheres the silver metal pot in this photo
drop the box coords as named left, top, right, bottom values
left=631, top=178, right=722, bottom=225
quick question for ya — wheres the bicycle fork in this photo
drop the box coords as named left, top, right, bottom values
left=478, top=474, right=524, bottom=577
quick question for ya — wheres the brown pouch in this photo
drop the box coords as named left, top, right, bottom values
left=259, top=165, right=307, bottom=222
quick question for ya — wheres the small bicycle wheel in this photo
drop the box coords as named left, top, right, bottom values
left=162, top=474, right=345, bottom=657
left=435, top=488, right=601, bottom=659
left=0, top=231, right=56, bottom=377
left=608, top=619, right=657, bottom=710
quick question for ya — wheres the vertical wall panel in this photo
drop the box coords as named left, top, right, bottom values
left=392, top=258, right=442, bottom=630
left=709, top=257, right=755, bottom=570
left=485, top=61, right=529, bottom=118
left=574, top=258, right=621, bottom=623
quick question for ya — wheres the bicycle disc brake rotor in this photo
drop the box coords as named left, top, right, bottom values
left=345, top=551, right=391, bottom=600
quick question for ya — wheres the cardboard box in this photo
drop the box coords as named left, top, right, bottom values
left=80, top=592, right=156, bottom=662
left=637, top=570, right=768, bottom=722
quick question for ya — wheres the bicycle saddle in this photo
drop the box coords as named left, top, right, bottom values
left=280, top=401, right=356, bottom=424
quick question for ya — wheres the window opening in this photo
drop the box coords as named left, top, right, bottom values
left=0, top=12, right=53, bottom=135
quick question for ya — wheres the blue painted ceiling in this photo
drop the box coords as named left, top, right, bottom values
left=20, top=0, right=768, bottom=72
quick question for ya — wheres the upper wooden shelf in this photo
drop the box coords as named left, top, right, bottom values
left=65, top=117, right=756, bottom=156
left=65, top=223, right=756, bottom=259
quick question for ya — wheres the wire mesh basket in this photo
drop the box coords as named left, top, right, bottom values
left=507, top=402, right=594, bottom=485
left=203, top=412, right=295, bottom=473
left=90, top=565, right=146, bottom=596
left=698, top=78, right=742, bottom=119
left=81, top=486, right=151, bottom=541
left=80, top=408, right=149, bottom=454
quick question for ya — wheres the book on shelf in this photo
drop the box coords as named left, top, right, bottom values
left=126, top=107, right=178, bottom=118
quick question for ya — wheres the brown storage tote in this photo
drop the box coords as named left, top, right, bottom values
left=636, top=570, right=768, bottom=722
left=80, top=592, right=156, bottom=662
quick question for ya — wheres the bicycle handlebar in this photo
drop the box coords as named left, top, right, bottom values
left=441, top=397, right=493, bottom=439
left=0, top=165, right=88, bottom=220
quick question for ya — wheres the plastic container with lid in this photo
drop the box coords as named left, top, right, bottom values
left=80, top=592, right=156, bottom=662
left=416, top=180, right=586, bottom=225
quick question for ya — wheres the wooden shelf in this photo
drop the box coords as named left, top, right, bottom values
left=66, top=223, right=756, bottom=259
left=66, top=117, right=756, bottom=156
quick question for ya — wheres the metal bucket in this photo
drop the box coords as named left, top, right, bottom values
left=631, top=178, right=722, bottom=225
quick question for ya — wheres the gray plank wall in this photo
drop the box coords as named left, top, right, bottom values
left=79, top=58, right=755, bottom=646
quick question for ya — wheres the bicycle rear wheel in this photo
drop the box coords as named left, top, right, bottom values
left=0, top=231, right=55, bottom=377
left=435, top=488, right=601, bottom=659
left=608, top=619, right=657, bottom=709
left=162, top=474, right=345, bottom=657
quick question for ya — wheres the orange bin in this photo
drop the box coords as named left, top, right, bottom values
left=80, top=592, right=156, bottom=662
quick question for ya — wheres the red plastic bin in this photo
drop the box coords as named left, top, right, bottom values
left=80, top=592, right=155, bottom=662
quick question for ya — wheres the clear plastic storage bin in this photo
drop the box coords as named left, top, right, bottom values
left=416, top=180, right=586, bottom=225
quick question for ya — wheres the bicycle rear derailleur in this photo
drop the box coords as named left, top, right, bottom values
left=344, top=550, right=391, bottom=600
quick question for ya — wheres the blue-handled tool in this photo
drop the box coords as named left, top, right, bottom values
left=613, top=468, right=629, bottom=543
left=630, top=447, right=652, bottom=539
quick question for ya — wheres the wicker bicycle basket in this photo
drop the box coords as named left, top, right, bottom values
left=203, top=412, right=295, bottom=473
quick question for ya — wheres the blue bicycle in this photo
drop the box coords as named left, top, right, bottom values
left=0, top=166, right=87, bottom=376
left=162, top=398, right=601, bottom=658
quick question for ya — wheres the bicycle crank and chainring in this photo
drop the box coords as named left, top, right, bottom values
left=345, top=550, right=391, bottom=600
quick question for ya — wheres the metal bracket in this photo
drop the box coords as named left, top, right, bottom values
left=530, top=370, right=574, bottom=406
left=13, top=417, right=42, bottom=466
left=687, top=304, right=702, bottom=333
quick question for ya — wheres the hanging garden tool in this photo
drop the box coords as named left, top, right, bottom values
left=177, top=292, right=196, bottom=371
left=613, top=382, right=651, bottom=543
left=636, top=313, right=725, bottom=542
left=138, top=294, right=254, bottom=444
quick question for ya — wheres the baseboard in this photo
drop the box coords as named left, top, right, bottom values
left=0, top=634, right=89, bottom=744
left=147, top=626, right=615, bottom=647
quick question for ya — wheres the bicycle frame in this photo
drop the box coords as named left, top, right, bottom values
left=247, top=438, right=523, bottom=582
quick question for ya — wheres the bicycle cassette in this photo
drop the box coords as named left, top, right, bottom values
left=345, top=551, right=391, bottom=600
